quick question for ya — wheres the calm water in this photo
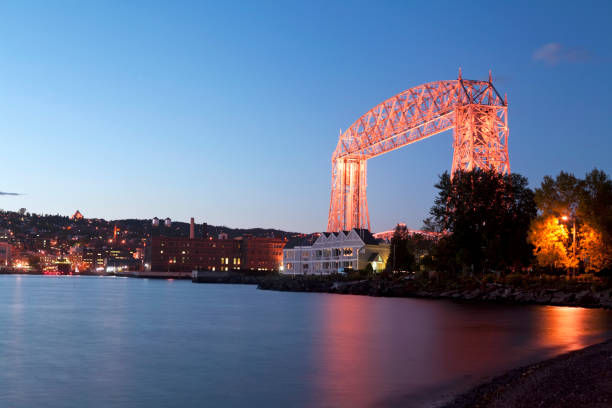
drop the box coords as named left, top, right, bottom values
left=1, top=275, right=612, bottom=408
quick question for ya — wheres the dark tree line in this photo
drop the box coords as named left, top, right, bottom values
left=423, top=169, right=537, bottom=274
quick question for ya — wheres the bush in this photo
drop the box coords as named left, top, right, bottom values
left=505, top=273, right=527, bottom=287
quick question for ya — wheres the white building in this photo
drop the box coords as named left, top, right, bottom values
left=282, top=229, right=390, bottom=275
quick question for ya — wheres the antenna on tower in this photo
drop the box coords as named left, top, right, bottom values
left=458, top=67, right=462, bottom=81
left=488, top=69, right=492, bottom=83
left=504, top=92, right=508, bottom=105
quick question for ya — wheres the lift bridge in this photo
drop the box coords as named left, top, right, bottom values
left=327, top=70, right=510, bottom=232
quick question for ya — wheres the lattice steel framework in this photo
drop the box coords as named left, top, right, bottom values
left=327, top=71, right=509, bottom=232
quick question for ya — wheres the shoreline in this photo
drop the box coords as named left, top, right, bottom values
left=443, top=338, right=612, bottom=407
left=256, top=275, right=612, bottom=310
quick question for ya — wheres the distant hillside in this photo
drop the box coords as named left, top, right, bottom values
left=0, top=209, right=316, bottom=244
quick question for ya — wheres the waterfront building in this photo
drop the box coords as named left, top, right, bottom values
left=152, top=235, right=240, bottom=272
left=237, top=236, right=285, bottom=271
left=150, top=219, right=286, bottom=272
left=282, top=229, right=390, bottom=275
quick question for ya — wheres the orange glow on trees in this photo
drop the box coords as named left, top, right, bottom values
left=579, top=223, right=612, bottom=273
left=528, top=216, right=571, bottom=270
left=531, top=169, right=612, bottom=274
left=328, top=71, right=509, bottom=232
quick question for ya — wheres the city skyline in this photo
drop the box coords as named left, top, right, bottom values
left=1, top=1, right=611, bottom=233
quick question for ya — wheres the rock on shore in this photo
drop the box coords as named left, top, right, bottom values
left=257, top=275, right=612, bottom=309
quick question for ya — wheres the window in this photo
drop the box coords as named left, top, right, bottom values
left=343, top=248, right=353, bottom=256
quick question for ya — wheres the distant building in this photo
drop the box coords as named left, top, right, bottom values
left=282, top=229, right=390, bottom=275
left=237, top=236, right=285, bottom=271
left=372, top=223, right=442, bottom=242
left=150, top=221, right=286, bottom=272
left=71, top=210, right=84, bottom=220
left=152, top=235, right=239, bottom=272
left=0, top=242, right=12, bottom=267
left=54, top=258, right=71, bottom=274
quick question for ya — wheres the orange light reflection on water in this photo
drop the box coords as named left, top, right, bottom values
left=537, top=306, right=592, bottom=353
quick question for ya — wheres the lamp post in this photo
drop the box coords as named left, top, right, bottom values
left=561, top=215, right=576, bottom=278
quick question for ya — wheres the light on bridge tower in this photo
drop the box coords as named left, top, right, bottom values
left=327, top=71, right=510, bottom=232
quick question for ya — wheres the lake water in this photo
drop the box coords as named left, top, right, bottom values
left=1, top=275, right=612, bottom=408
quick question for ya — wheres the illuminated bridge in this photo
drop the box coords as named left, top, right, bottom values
left=327, top=70, right=509, bottom=232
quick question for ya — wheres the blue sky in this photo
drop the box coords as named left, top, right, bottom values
left=0, top=1, right=611, bottom=233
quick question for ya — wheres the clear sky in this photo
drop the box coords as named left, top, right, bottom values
left=0, top=1, right=611, bottom=233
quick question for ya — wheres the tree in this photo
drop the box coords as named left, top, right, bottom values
left=531, top=169, right=612, bottom=274
left=580, top=169, right=612, bottom=249
left=579, top=223, right=612, bottom=273
left=527, top=215, right=571, bottom=270
left=534, top=171, right=581, bottom=217
left=425, top=169, right=537, bottom=274
left=385, top=224, right=415, bottom=272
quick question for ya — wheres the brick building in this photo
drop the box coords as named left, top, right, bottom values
left=151, top=229, right=286, bottom=272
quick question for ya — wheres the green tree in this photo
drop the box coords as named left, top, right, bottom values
left=580, top=169, right=612, bottom=246
left=535, top=171, right=581, bottom=217
left=385, top=224, right=415, bottom=272
left=425, top=169, right=537, bottom=274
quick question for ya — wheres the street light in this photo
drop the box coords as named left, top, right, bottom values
left=561, top=214, right=576, bottom=278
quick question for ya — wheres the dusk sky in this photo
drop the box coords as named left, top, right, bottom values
left=1, top=1, right=611, bottom=233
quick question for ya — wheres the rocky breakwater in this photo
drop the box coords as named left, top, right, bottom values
left=432, top=283, right=612, bottom=308
left=257, top=275, right=612, bottom=309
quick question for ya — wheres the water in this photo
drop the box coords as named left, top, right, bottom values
left=1, top=275, right=612, bottom=408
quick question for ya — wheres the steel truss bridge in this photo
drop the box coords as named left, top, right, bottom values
left=327, top=70, right=509, bottom=232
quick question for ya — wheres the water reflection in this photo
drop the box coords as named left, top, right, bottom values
left=1, top=276, right=612, bottom=408
left=312, top=298, right=612, bottom=408
left=537, top=306, right=593, bottom=352
left=316, top=295, right=377, bottom=407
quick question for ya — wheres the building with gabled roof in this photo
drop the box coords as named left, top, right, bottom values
left=282, top=228, right=389, bottom=275
left=70, top=210, right=84, bottom=220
